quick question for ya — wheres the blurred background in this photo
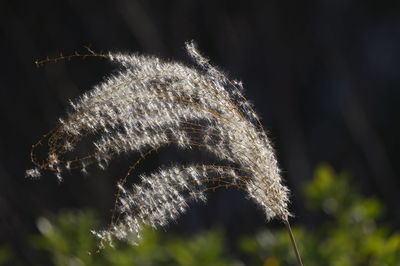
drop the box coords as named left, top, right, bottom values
left=1, top=0, right=399, bottom=265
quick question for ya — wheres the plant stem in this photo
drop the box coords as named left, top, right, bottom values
left=284, top=219, right=303, bottom=266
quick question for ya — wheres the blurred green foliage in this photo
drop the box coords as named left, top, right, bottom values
left=29, top=211, right=233, bottom=266
left=239, top=164, right=400, bottom=266
left=0, top=246, right=14, bottom=265
left=1, top=164, right=399, bottom=265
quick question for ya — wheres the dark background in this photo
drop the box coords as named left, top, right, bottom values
left=1, top=0, right=399, bottom=263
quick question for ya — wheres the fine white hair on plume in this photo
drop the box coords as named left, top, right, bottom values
left=27, top=41, right=290, bottom=248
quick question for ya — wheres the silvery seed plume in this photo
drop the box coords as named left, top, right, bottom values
left=26, top=41, right=290, bottom=247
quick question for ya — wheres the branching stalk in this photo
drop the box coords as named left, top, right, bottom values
left=27, top=42, right=294, bottom=252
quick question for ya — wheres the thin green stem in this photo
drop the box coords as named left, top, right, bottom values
left=284, top=219, right=303, bottom=266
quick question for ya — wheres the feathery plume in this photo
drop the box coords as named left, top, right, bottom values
left=27, top=41, right=291, bottom=248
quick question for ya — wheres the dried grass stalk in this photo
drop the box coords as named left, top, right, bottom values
left=27, top=42, right=292, bottom=251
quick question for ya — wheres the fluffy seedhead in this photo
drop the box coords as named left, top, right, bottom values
left=27, top=42, right=290, bottom=247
